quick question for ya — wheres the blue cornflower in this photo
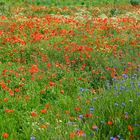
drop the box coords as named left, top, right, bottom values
left=130, top=82, right=134, bottom=85
left=112, top=78, right=116, bottom=81
left=100, top=120, right=105, bottom=124
left=80, top=88, right=84, bottom=92
left=119, top=81, right=123, bottom=84
left=30, top=136, right=36, bottom=140
left=131, top=84, right=135, bottom=89
left=138, top=83, right=140, bottom=88
left=131, top=76, right=135, bottom=79
left=125, top=112, right=128, bottom=115
left=93, top=97, right=97, bottom=100
left=117, top=92, right=120, bottom=95
left=106, top=80, right=111, bottom=89
left=110, top=136, right=116, bottom=140
left=89, top=107, right=94, bottom=111
left=114, top=85, right=118, bottom=90
left=134, top=74, right=138, bottom=77
left=82, top=133, right=86, bottom=137
left=85, top=88, right=89, bottom=92
left=136, top=92, right=140, bottom=97
left=120, top=86, right=126, bottom=91
left=117, top=135, right=121, bottom=138
left=92, top=125, right=98, bottom=130
left=79, top=115, right=84, bottom=119
left=120, top=87, right=123, bottom=91
left=80, top=88, right=89, bottom=92
left=129, top=100, right=133, bottom=103
left=122, top=74, right=128, bottom=78
left=114, top=103, right=119, bottom=107
left=67, top=122, right=76, bottom=125
left=134, top=124, right=139, bottom=127
left=122, top=103, right=126, bottom=106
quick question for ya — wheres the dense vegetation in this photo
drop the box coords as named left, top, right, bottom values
left=0, top=0, right=140, bottom=140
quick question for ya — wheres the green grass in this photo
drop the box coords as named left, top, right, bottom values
left=0, top=0, right=133, bottom=6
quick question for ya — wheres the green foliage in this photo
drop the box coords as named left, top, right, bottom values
left=0, top=0, right=131, bottom=6
left=130, top=0, right=140, bottom=6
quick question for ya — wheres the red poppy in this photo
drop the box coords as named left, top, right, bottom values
left=65, top=110, right=70, bottom=115
left=84, top=113, right=92, bottom=118
left=24, top=95, right=30, bottom=100
left=74, top=107, right=81, bottom=112
left=76, top=130, right=84, bottom=136
left=45, top=104, right=50, bottom=109
left=14, top=88, right=20, bottom=92
left=31, top=111, right=37, bottom=117
left=128, top=125, right=133, bottom=131
left=129, top=135, right=135, bottom=139
left=2, top=132, right=9, bottom=138
left=46, top=62, right=51, bottom=67
left=107, top=121, right=113, bottom=125
left=70, top=132, right=75, bottom=138
left=5, top=109, right=14, bottom=113
left=1, top=81, right=8, bottom=90
left=40, top=109, right=47, bottom=114
left=48, top=81, right=55, bottom=86
left=60, top=90, right=64, bottom=94
left=29, top=64, right=39, bottom=75
left=40, top=124, right=47, bottom=129
left=9, top=89, right=14, bottom=96
left=0, top=30, right=2, bottom=35
left=92, top=124, right=98, bottom=130
left=4, top=98, right=8, bottom=102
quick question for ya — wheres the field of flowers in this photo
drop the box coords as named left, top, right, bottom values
left=0, top=1, right=140, bottom=140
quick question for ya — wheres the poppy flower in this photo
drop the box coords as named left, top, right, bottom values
left=46, top=62, right=51, bottom=67
left=107, top=121, right=113, bottom=125
left=4, top=98, right=8, bottom=102
left=14, top=88, right=20, bottom=92
left=60, top=90, right=64, bottom=94
left=76, top=130, right=84, bottom=136
left=74, top=107, right=81, bottom=112
left=65, top=110, right=70, bottom=115
left=0, top=30, right=2, bottom=35
left=29, top=64, right=39, bottom=75
left=48, top=81, right=55, bottom=86
left=40, top=109, right=47, bottom=114
left=84, top=113, right=92, bottom=118
left=92, top=125, right=98, bottom=130
left=40, top=124, right=47, bottom=129
left=2, top=132, right=9, bottom=138
left=31, top=111, right=37, bottom=117
left=24, top=95, right=30, bottom=100
left=45, top=104, right=50, bottom=109
left=5, top=109, right=14, bottom=113
left=70, top=132, right=75, bottom=138
left=129, top=135, right=136, bottom=139
left=128, top=125, right=133, bottom=131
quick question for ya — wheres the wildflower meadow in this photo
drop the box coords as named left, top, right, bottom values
left=0, top=0, right=140, bottom=139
